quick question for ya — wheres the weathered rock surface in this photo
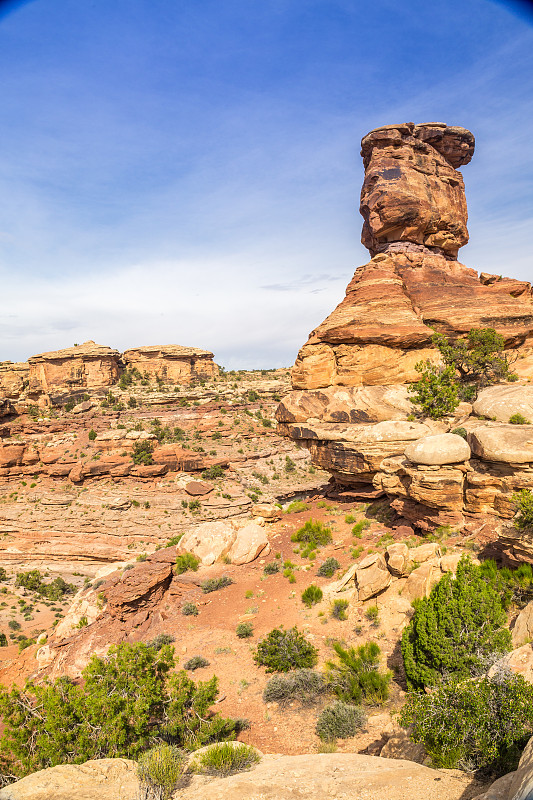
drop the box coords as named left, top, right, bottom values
left=0, top=758, right=137, bottom=800
left=355, top=553, right=393, bottom=600
left=122, top=344, right=218, bottom=384
left=468, top=424, right=533, bottom=464
left=473, top=385, right=533, bottom=425
left=0, top=361, right=29, bottom=399
left=513, top=601, right=533, bottom=647
left=404, top=433, right=471, bottom=465
left=27, top=341, right=121, bottom=397
left=179, top=752, right=479, bottom=800
left=178, top=520, right=269, bottom=566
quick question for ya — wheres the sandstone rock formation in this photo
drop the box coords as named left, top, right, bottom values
left=278, top=122, right=533, bottom=532
left=123, top=344, right=218, bottom=383
left=0, top=758, right=137, bottom=800
left=0, top=361, right=29, bottom=399
left=27, top=341, right=121, bottom=397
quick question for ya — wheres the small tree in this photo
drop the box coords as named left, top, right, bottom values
left=132, top=440, right=154, bottom=466
left=401, top=556, right=511, bottom=690
left=408, top=363, right=459, bottom=419
left=253, top=627, right=318, bottom=673
left=512, top=490, right=533, bottom=532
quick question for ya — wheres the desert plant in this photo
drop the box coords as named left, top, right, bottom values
left=201, top=465, right=225, bottom=480
left=365, top=605, right=379, bottom=624
left=291, top=520, right=332, bottom=548
left=253, top=627, right=318, bottom=673
left=263, top=561, right=280, bottom=575
left=400, top=672, right=533, bottom=774
left=325, top=641, right=391, bottom=705
left=174, top=553, right=200, bottom=575
left=88, top=429, right=97, bottom=441
left=408, top=362, right=460, bottom=419
left=451, top=427, right=467, bottom=439
left=262, top=669, right=326, bottom=706
left=137, top=744, right=187, bottom=800
left=331, top=599, right=349, bottom=621
left=301, top=584, right=323, bottom=607
left=236, top=622, right=254, bottom=639
left=0, top=633, right=7, bottom=647
left=509, top=413, right=530, bottom=425
left=132, top=440, right=154, bottom=466
left=201, top=576, right=234, bottom=594
left=401, top=556, right=511, bottom=690
left=149, top=633, right=175, bottom=651
left=317, top=558, right=340, bottom=578
left=184, top=655, right=210, bottom=671
left=432, top=328, right=516, bottom=388
left=194, top=742, right=260, bottom=776
left=285, top=500, right=309, bottom=514
left=513, top=490, right=533, bottom=532
left=181, top=603, right=199, bottom=616
left=316, top=701, right=365, bottom=742
left=0, top=642, right=242, bottom=779
left=351, top=520, right=370, bottom=538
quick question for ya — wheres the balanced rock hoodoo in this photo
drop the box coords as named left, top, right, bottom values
left=277, top=122, right=533, bottom=535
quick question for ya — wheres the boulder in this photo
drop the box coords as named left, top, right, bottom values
left=402, top=560, right=441, bottom=602
left=404, top=433, right=471, bottom=466
left=385, top=543, right=411, bottom=577
left=380, top=728, right=427, bottom=763
left=185, top=480, right=214, bottom=496
left=508, top=734, right=533, bottom=800
left=468, top=425, right=533, bottom=464
left=513, top=601, right=533, bottom=648
left=355, top=553, right=392, bottom=601
left=474, top=385, right=533, bottom=425
left=227, top=522, right=270, bottom=565
left=180, top=752, right=478, bottom=800
left=0, top=758, right=137, bottom=800
left=252, top=503, right=282, bottom=521
left=474, top=772, right=516, bottom=800
left=178, top=521, right=236, bottom=565
left=408, top=542, right=442, bottom=564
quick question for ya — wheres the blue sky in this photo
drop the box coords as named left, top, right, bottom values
left=0, top=0, right=532, bottom=368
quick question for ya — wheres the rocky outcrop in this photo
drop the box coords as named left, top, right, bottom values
left=0, top=759, right=137, bottom=800
left=0, top=361, right=29, bottom=399
left=27, top=341, right=121, bottom=397
left=178, top=519, right=270, bottom=566
left=277, top=121, right=533, bottom=533
left=122, top=344, right=218, bottom=384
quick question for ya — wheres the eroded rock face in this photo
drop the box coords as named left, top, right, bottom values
left=360, top=122, right=474, bottom=259
left=277, top=120, right=533, bottom=532
left=0, top=758, right=138, bottom=800
left=28, top=341, right=121, bottom=396
left=0, top=361, right=29, bottom=399
left=122, top=344, right=218, bottom=384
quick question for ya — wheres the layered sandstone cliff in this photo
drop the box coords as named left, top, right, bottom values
left=122, top=344, right=218, bottom=383
left=277, top=122, right=533, bottom=534
left=27, top=341, right=121, bottom=397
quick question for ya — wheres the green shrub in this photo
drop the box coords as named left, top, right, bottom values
left=510, top=413, right=530, bottom=425
left=236, top=622, right=254, bottom=639
left=262, top=669, right=325, bottom=706
left=331, top=599, right=349, bottom=621
left=149, top=634, right=175, bottom=651
left=174, top=553, right=200, bottom=575
left=513, top=490, right=533, bottom=531
left=201, top=465, right=225, bottom=480
left=285, top=501, right=309, bottom=514
left=399, top=673, right=533, bottom=774
left=301, top=584, right=323, bottom=607
left=408, top=362, right=460, bottom=419
left=132, top=440, right=154, bottom=466
left=181, top=603, right=199, bottom=616
left=316, top=701, right=365, bottom=742
left=88, top=429, right=97, bottom=441
left=451, top=427, right=467, bottom=439
left=15, top=571, right=75, bottom=602
left=201, top=575, right=234, bottom=594
left=184, top=655, right=210, bottom=671
left=291, top=520, right=332, bottom=548
left=263, top=561, right=280, bottom=576
left=0, top=567, right=7, bottom=582
left=365, top=605, right=379, bottom=624
left=253, top=627, right=318, bottom=673
left=317, top=558, right=340, bottom=578
left=351, top=520, right=370, bottom=538
left=137, top=744, right=187, bottom=800
left=325, top=641, right=390, bottom=705
left=401, top=556, right=511, bottom=690
left=0, top=633, right=7, bottom=647
left=194, top=741, right=260, bottom=776
left=0, top=642, right=242, bottom=778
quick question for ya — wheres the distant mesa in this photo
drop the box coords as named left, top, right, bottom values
left=0, top=340, right=218, bottom=401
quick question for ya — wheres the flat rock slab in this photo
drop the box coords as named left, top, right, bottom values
left=0, top=759, right=137, bottom=800
left=474, top=385, right=533, bottom=425
left=178, top=753, right=479, bottom=800
left=185, top=480, right=214, bottom=496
